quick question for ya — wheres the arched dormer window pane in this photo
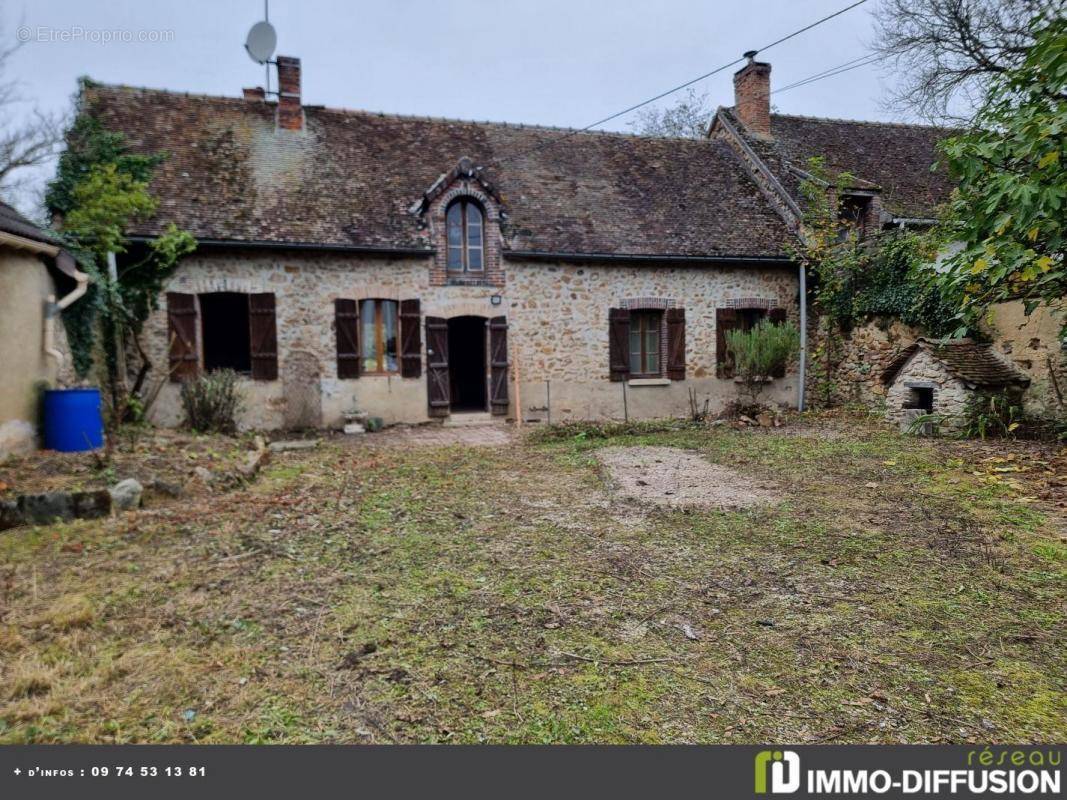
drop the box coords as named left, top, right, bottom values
left=445, top=199, right=485, bottom=273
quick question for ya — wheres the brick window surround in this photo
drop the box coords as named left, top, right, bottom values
left=619, top=297, right=678, bottom=377
left=427, top=183, right=504, bottom=288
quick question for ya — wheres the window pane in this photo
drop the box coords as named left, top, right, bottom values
left=646, top=340, right=659, bottom=374
left=447, top=245, right=463, bottom=270
left=382, top=300, right=398, bottom=372
left=467, top=246, right=483, bottom=270
left=447, top=203, right=462, bottom=238
left=360, top=299, right=378, bottom=372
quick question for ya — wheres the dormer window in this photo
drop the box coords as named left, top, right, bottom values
left=838, top=194, right=871, bottom=240
left=446, top=198, right=484, bottom=272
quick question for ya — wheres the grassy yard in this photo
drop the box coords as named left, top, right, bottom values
left=0, top=416, right=1063, bottom=743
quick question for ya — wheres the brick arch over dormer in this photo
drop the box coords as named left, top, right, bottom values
left=415, top=158, right=505, bottom=288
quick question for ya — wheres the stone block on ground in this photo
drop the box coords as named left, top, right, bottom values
left=72, top=489, right=112, bottom=519
left=109, top=479, right=144, bottom=512
left=268, top=439, right=321, bottom=453
left=343, top=423, right=365, bottom=435
left=1, top=499, right=24, bottom=531
left=18, top=492, right=74, bottom=525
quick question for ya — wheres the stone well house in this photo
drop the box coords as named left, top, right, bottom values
left=80, top=55, right=963, bottom=430
left=882, top=339, right=1031, bottom=433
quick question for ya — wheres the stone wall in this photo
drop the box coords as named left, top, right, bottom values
left=989, top=301, right=1066, bottom=413
left=805, top=317, right=921, bottom=410
left=137, top=250, right=801, bottom=430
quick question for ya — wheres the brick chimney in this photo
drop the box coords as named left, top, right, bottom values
left=275, top=55, right=303, bottom=131
left=733, top=51, right=771, bottom=138
left=243, top=86, right=265, bottom=101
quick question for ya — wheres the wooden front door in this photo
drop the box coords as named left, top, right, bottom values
left=425, top=316, right=450, bottom=417
left=489, top=315, right=509, bottom=416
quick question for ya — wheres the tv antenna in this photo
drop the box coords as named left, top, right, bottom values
left=244, top=1, right=278, bottom=94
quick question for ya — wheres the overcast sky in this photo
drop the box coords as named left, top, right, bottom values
left=3, top=0, right=902, bottom=216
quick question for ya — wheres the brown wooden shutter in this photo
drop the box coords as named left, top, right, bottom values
left=768, top=307, right=787, bottom=377
left=166, top=292, right=199, bottom=382
left=666, top=307, right=686, bottom=381
left=716, top=308, right=739, bottom=379
left=335, top=298, right=360, bottom=379
left=399, top=299, right=422, bottom=378
left=608, top=308, right=630, bottom=381
left=489, top=316, right=509, bottom=416
left=248, top=293, right=278, bottom=381
left=425, top=316, right=450, bottom=417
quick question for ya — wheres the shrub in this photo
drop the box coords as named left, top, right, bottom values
left=725, top=320, right=801, bottom=405
left=961, top=391, right=1023, bottom=440
left=180, top=370, right=244, bottom=434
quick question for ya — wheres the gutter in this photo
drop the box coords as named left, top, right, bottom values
left=503, top=250, right=794, bottom=266
left=44, top=251, right=90, bottom=369
left=126, top=235, right=434, bottom=257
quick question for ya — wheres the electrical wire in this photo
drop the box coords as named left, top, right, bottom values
left=491, top=0, right=870, bottom=166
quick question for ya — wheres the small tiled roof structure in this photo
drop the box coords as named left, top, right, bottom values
left=0, top=201, right=65, bottom=249
left=82, top=84, right=797, bottom=260
left=881, top=339, right=1031, bottom=388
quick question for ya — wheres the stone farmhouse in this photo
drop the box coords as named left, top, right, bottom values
left=81, top=55, right=960, bottom=429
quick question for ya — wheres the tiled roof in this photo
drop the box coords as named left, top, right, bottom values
left=0, top=201, right=64, bottom=248
left=767, top=114, right=958, bottom=219
left=83, top=84, right=797, bottom=260
left=881, top=339, right=1031, bottom=387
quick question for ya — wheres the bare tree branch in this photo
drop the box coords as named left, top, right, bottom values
left=872, top=0, right=1055, bottom=122
left=0, top=19, right=67, bottom=200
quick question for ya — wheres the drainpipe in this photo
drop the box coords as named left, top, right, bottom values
left=797, top=262, right=807, bottom=412
left=43, top=251, right=90, bottom=369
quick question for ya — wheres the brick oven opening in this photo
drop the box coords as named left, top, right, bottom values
left=903, top=385, right=934, bottom=412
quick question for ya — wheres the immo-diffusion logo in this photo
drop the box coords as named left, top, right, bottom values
left=755, top=750, right=801, bottom=794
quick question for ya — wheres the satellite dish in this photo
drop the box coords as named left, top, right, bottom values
left=245, top=20, right=277, bottom=64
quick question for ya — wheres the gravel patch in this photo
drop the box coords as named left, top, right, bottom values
left=597, top=446, right=779, bottom=511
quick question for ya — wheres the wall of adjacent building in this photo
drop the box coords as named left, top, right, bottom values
left=139, top=251, right=801, bottom=430
left=0, top=250, right=68, bottom=456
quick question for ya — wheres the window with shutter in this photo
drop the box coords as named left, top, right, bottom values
left=399, top=299, right=422, bottom=378
left=666, top=307, right=686, bottom=381
left=248, top=293, right=278, bottom=381
left=717, top=307, right=771, bottom=378
left=335, top=299, right=360, bottom=379
left=167, top=292, right=199, bottom=382
left=608, top=308, right=630, bottom=381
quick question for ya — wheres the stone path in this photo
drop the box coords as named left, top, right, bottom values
left=357, top=421, right=516, bottom=449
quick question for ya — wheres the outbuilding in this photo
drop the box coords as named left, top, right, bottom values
left=881, top=338, right=1031, bottom=433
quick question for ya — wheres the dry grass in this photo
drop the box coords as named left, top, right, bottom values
left=0, top=414, right=1063, bottom=743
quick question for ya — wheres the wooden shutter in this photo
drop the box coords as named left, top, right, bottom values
left=489, top=316, right=509, bottom=416
left=399, top=299, right=422, bottom=378
left=666, top=307, right=686, bottom=381
left=768, top=307, right=787, bottom=377
left=248, top=293, right=278, bottom=381
left=425, top=316, right=450, bottom=417
left=608, top=308, right=630, bottom=382
left=335, top=298, right=360, bottom=379
left=716, top=308, right=739, bottom=379
left=167, top=292, right=199, bottom=382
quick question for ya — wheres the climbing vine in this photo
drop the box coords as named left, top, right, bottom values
left=47, top=81, right=195, bottom=414
left=791, top=157, right=960, bottom=338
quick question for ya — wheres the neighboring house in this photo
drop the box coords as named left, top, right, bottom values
left=0, top=202, right=87, bottom=456
left=78, top=55, right=957, bottom=430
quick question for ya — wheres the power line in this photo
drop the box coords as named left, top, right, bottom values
left=772, top=53, right=887, bottom=96
left=492, top=0, right=870, bottom=166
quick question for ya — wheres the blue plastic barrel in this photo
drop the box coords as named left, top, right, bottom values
left=43, top=388, right=104, bottom=452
